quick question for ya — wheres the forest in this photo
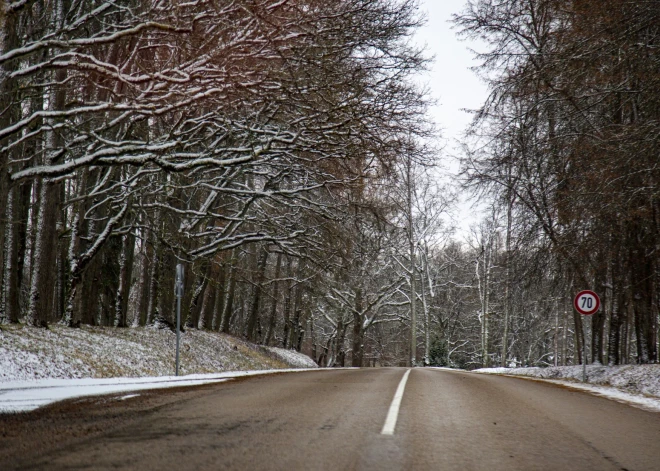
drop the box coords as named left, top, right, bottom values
left=0, top=0, right=658, bottom=369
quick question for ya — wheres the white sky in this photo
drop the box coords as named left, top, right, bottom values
left=413, top=0, right=489, bottom=237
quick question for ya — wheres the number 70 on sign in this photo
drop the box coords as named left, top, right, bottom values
left=574, top=290, right=601, bottom=316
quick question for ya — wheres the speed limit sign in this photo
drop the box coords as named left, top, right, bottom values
left=574, top=290, right=600, bottom=316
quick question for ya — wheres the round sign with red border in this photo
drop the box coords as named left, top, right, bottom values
left=574, top=290, right=600, bottom=316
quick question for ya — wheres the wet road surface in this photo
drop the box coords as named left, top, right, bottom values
left=2, top=367, right=660, bottom=470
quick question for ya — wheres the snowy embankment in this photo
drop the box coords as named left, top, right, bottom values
left=0, top=324, right=317, bottom=413
left=475, top=364, right=660, bottom=412
left=0, top=369, right=319, bottom=413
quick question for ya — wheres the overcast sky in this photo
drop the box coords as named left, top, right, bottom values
left=413, top=0, right=489, bottom=236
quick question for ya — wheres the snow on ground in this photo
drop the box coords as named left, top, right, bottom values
left=0, top=369, right=319, bottom=413
left=0, top=324, right=318, bottom=412
left=475, top=364, right=660, bottom=413
left=0, top=324, right=317, bottom=382
left=266, top=346, right=318, bottom=368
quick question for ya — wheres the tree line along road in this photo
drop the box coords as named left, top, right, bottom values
left=1, top=368, right=659, bottom=470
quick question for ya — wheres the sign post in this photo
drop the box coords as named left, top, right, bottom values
left=573, top=290, right=600, bottom=383
left=175, top=264, right=184, bottom=376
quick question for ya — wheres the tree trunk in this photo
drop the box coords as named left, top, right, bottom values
left=132, top=233, right=152, bottom=327
left=186, top=268, right=207, bottom=329
left=501, top=188, right=513, bottom=367
left=264, top=252, right=282, bottom=345
left=26, top=178, right=60, bottom=327
left=477, top=234, right=492, bottom=368
left=1, top=180, right=28, bottom=324
left=591, top=309, right=605, bottom=364
left=198, top=263, right=218, bottom=330
left=562, top=305, right=568, bottom=366
left=115, top=233, right=135, bottom=327
left=351, top=288, right=364, bottom=367
left=282, top=257, right=293, bottom=348
left=336, top=315, right=348, bottom=367
left=573, top=309, right=584, bottom=365
left=0, top=2, right=20, bottom=320
left=246, top=247, right=269, bottom=342
left=220, top=250, right=237, bottom=334
left=26, top=0, right=70, bottom=327
left=608, top=289, right=625, bottom=365
left=296, top=308, right=307, bottom=352
left=310, top=312, right=317, bottom=363
left=211, top=262, right=226, bottom=331
left=624, top=290, right=634, bottom=364
left=288, top=258, right=306, bottom=351
left=631, top=253, right=655, bottom=363
left=146, top=236, right=160, bottom=325
left=55, top=187, right=68, bottom=322
left=290, top=290, right=303, bottom=352
left=553, top=300, right=559, bottom=367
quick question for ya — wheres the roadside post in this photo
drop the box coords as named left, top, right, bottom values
left=175, top=264, right=184, bottom=376
left=573, top=290, right=600, bottom=383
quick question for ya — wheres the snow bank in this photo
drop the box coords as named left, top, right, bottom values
left=266, top=346, right=319, bottom=368
left=0, top=369, right=319, bottom=413
left=476, top=364, right=660, bottom=412
left=0, top=324, right=317, bottom=383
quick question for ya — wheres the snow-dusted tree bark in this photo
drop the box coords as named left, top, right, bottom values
left=210, top=260, right=227, bottom=331
left=0, top=2, right=20, bottom=319
left=246, top=246, right=269, bottom=342
left=264, top=252, right=283, bottom=345
left=406, top=159, right=418, bottom=367
left=115, top=232, right=135, bottom=327
left=220, top=249, right=238, bottom=334
left=473, top=215, right=497, bottom=368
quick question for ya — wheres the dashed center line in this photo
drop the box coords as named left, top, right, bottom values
left=381, top=368, right=411, bottom=435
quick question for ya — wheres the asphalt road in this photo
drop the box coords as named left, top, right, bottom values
left=3, top=368, right=660, bottom=470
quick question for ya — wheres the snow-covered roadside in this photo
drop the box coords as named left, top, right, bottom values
left=0, top=324, right=318, bottom=413
left=0, top=324, right=317, bottom=382
left=0, top=369, right=319, bottom=413
left=475, top=365, right=660, bottom=413
left=266, top=346, right=318, bottom=369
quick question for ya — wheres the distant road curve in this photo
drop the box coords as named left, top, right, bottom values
left=2, top=367, right=659, bottom=470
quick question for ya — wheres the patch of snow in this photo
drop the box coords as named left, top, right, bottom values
left=266, top=346, right=318, bottom=368
left=475, top=364, right=660, bottom=413
left=0, top=324, right=317, bottom=383
left=0, top=369, right=319, bottom=413
left=0, top=324, right=319, bottom=413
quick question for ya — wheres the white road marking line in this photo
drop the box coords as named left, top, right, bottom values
left=381, top=368, right=411, bottom=435
left=118, top=394, right=140, bottom=400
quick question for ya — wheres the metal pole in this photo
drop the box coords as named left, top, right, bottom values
left=582, top=316, right=587, bottom=383
left=582, top=335, right=586, bottom=382
left=175, top=264, right=183, bottom=376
